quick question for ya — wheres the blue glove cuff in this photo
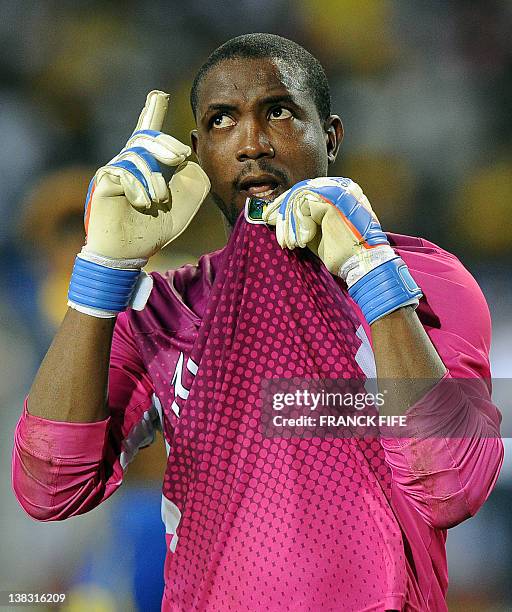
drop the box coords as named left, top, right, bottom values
left=348, top=257, right=423, bottom=325
left=68, top=256, right=141, bottom=313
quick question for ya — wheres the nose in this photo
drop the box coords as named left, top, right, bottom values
left=236, top=119, right=275, bottom=161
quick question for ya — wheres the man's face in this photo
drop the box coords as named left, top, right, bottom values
left=191, top=57, right=342, bottom=225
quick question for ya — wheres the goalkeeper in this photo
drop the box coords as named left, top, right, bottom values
left=12, top=34, right=503, bottom=612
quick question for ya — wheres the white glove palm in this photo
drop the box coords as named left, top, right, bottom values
left=68, top=90, right=210, bottom=318
left=84, top=90, right=210, bottom=263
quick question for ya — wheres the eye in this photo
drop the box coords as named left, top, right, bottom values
left=211, top=114, right=236, bottom=129
left=269, top=107, right=293, bottom=120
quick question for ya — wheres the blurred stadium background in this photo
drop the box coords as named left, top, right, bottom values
left=0, top=1, right=510, bottom=610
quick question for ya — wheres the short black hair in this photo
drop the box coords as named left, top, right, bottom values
left=190, top=33, right=331, bottom=121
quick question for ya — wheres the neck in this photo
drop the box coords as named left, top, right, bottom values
left=221, top=213, right=233, bottom=239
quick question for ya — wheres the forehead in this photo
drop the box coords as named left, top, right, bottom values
left=196, top=57, right=312, bottom=113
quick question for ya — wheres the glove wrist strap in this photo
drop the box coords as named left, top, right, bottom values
left=67, top=252, right=153, bottom=318
left=78, top=248, right=148, bottom=270
left=348, top=257, right=423, bottom=325
left=339, top=245, right=397, bottom=287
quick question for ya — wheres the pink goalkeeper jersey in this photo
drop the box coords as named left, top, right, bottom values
left=12, top=231, right=503, bottom=611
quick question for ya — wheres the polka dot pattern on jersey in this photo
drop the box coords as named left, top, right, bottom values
left=160, top=214, right=406, bottom=611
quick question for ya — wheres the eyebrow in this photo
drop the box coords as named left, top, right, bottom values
left=259, top=93, right=298, bottom=107
left=201, top=94, right=300, bottom=123
left=202, top=103, right=238, bottom=120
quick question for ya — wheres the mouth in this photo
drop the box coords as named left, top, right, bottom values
left=238, top=174, right=284, bottom=202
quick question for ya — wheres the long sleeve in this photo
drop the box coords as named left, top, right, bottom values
left=379, top=236, right=504, bottom=529
left=11, top=311, right=157, bottom=521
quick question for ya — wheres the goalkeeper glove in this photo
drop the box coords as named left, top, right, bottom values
left=262, top=177, right=422, bottom=325
left=67, top=90, right=210, bottom=318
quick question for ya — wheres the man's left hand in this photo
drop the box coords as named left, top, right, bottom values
left=262, top=177, right=396, bottom=283
left=263, top=177, right=423, bottom=324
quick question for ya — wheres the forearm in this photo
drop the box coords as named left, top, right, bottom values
left=27, top=308, right=115, bottom=422
left=370, top=306, right=447, bottom=416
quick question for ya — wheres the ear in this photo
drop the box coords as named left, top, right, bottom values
left=324, top=115, right=344, bottom=164
left=190, top=129, right=199, bottom=160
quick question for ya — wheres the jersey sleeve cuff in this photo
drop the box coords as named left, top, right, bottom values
left=17, top=397, right=111, bottom=461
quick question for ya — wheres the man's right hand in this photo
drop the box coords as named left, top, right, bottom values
left=84, top=89, right=210, bottom=262
left=68, top=90, right=210, bottom=318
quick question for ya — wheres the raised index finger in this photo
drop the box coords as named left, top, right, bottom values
left=133, top=90, right=169, bottom=132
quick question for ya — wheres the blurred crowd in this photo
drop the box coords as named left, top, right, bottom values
left=0, top=1, right=511, bottom=610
